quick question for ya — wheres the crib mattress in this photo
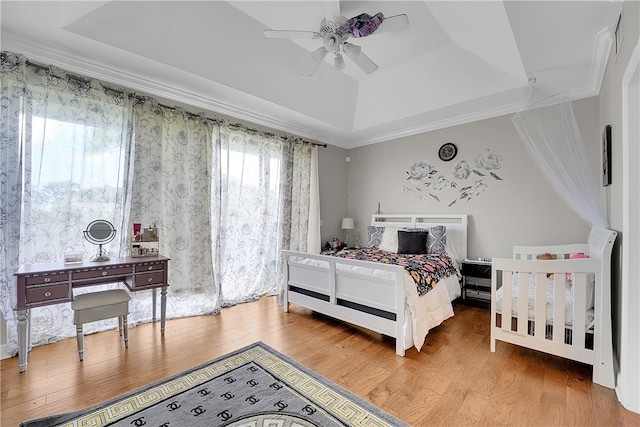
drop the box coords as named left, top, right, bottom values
left=495, top=274, right=594, bottom=327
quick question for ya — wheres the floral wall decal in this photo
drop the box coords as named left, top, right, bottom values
left=402, top=148, right=503, bottom=206
left=406, top=161, right=437, bottom=181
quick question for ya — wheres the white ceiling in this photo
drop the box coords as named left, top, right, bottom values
left=0, top=1, right=623, bottom=148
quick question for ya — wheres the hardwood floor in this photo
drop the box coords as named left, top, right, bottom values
left=1, top=297, right=638, bottom=426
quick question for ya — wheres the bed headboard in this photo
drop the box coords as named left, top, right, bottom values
left=371, top=213, right=468, bottom=261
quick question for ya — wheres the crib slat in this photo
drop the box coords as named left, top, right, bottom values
left=517, top=272, right=528, bottom=334
left=502, top=271, right=513, bottom=332
left=553, top=274, right=565, bottom=343
left=534, top=273, right=546, bottom=339
left=572, top=273, right=587, bottom=348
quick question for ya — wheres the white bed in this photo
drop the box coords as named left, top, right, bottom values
left=490, top=228, right=617, bottom=388
left=282, top=213, right=467, bottom=356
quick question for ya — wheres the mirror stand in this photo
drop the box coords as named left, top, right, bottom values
left=91, top=244, right=111, bottom=262
left=84, top=220, right=117, bottom=262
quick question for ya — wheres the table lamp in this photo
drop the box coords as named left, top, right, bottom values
left=341, top=217, right=354, bottom=247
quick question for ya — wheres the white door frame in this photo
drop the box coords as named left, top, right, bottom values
left=618, top=37, right=640, bottom=414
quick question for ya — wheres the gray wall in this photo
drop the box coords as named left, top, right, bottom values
left=317, top=143, right=349, bottom=246
left=340, top=99, right=599, bottom=259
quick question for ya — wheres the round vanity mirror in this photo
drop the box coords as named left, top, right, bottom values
left=84, top=220, right=117, bottom=262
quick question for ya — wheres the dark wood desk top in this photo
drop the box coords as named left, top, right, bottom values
left=15, top=256, right=171, bottom=276
left=14, top=256, right=170, bottom=311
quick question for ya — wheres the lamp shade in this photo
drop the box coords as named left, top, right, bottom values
left=341, top=217, right=354, bottom=230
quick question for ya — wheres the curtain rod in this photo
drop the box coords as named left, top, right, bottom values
left=21, top=58, right=327, bottom=148
left=226, top=123, right=327, bottom=148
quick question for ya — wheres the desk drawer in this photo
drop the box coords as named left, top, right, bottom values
left=72, top=266, right=133, bottom=281
left=134, top=271, right=165, bottom=288
left=25, top=272, right=69, bottom=286
left=136, top=261, right=165, bottom=273
left=26, top=283, right=71, bottom=304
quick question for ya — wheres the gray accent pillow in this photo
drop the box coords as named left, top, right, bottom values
left=367, top=226, right=385, bottom=247
left=426, top=225, right=447, bottom=254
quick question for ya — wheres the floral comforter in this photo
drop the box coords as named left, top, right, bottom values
left=321, top=247, right=459, bottom=297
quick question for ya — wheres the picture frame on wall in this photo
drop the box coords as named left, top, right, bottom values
left=602, top=124, right=612, bottom=187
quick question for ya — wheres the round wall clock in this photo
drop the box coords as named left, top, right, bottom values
left=438, top=143, right=457, bottom=161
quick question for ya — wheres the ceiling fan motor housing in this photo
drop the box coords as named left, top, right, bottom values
left=323, top=32, right=345, bottom=53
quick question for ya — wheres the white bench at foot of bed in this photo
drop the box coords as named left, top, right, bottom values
left=490, top=228, right=617, bottom=388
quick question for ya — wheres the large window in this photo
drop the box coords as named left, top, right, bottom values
left=218, top=138, right=286, bottom=305
left=1, top=57, right=131, bottom=349
left=1, top=52, right=315, bottom=356
left=21, top=110, right=128, bottom=262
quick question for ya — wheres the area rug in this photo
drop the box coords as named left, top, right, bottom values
left=21, top=342, right=407, bottom=427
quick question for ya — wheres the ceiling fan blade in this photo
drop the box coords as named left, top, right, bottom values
left=264, top=30, right=320, bottom=39
left=321, top=0, right=341, bottom=23
left=302, top=47, right=328, bottom=76
left=376, top=14, right=409, bottom=34
left=344, top=43, right=378, bottom=74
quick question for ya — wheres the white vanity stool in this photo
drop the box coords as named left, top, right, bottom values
left=72, top=289, right=131, bottom=361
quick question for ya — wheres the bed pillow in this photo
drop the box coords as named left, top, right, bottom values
left=379, top=227, right=400, bottom=252
left=426, top=225, right=447, bottom=254
left=366, top=226, right=385, bottom=247
left=397, top=230, right=428, bottom=254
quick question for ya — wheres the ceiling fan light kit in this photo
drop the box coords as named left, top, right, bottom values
left=264, top=4, right=408, bottom=76
left=344, top=43, right=361, bottom=57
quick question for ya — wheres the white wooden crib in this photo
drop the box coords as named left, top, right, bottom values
left=490, top=228, right=617, bottom=388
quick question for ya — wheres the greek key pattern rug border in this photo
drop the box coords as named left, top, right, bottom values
left=21, top=342, right=407, bottom=427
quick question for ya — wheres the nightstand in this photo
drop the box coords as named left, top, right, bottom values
left=461, top=259, right=491, bottom=305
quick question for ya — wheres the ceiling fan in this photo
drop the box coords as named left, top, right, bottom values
left=264, top=1, right=409, bottom=76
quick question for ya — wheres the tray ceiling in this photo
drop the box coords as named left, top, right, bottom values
left=1, top=1, right=623, bottom=148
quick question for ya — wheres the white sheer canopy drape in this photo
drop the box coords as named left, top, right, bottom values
left=512, top=100, right=609, bottom=229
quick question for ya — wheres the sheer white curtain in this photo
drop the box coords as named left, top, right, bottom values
left=1, top=52, right=317, bottom=355
left=129, top=98, right=219, bottom=319
left=123, top=101, right=317, bottom=315
left=212, top=127, right=316, bottom=306
left=512, top=100, right=609, bottom=228
left=0, top=52, right=133, bottom=353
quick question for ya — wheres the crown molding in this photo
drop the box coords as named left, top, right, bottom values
left=2, top=28, right=612, bottom=150
left=2, top=38, right=326, bottom=142
left=590, top=28, right=614, bottom=95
